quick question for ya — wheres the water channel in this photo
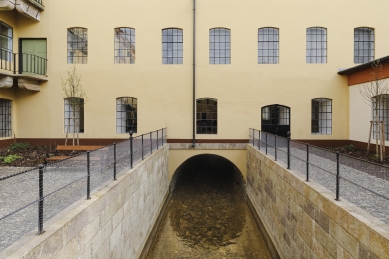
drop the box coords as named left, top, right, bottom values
left=146, top=155, right=272, bottom=259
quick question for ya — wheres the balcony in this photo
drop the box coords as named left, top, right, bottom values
left=0, top=0, right=44, bottom=22
left=0, top=50, right=48, bottom=91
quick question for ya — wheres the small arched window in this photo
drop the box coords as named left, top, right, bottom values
left=210, top=28, right=230, bottom=64
left=306, top=27, right=327, bottom=63
left=67, top=27, right=88, bottom=64
left=0, top=98, right=11, bottom=137
left=311, top=98, right=332, bottom=135
left=0, top=22, right=13, bottom=62
left=117, top=97, right=137, bottom=133
left=258, top=27, right=279, bottom=64
left=64, top=97, right=84, bottom=133
left=115, top=27, right=135, bottom=64
left=196, top=98, right=217, bottom=134
left=162, top=28, right=183, bottom=64
left=354, top=27, right=374, bottom=64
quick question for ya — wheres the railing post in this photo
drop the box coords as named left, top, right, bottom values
left=113, top=143, right=117, bottom=180
left=265, top=132, right=268, bottom=155
left=258, top=130, right=261, bottom=150
left=36, top=164, right=45, bottom=235
left=162, top=129, right=164, bottom=146
left=335, top=151, right=340, bottom=201
left=129, top=131, right=133, bottom=169
left=287, top=131, right=291, bottom=169
left=157, top=130, right=159, bottom=150
left=141, top=134, right=144, bottom=160
left=306, top=143, right=309, bottom=181
left=275, top=135, right=277, bottom=161
left=252, top=129, right=254, bottom=146
left=150, top=132, right=153, bottom=154
left=87, top=151, right=91, bottom=200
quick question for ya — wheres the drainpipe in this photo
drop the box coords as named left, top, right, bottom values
left=192, top=0, right=196, bottom=147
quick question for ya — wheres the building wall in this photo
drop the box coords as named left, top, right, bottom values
left=1, top=0, right=389, bottom=141
left=246, top=144, right=389, bottom=259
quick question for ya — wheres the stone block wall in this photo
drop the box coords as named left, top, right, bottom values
left=3, top=145, right=169, bottom=259
left=246, top=145, right=389, bottom=259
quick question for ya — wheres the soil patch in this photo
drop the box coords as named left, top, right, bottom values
left=0, top=142, right=83, bottom=167
left=324, top=145, right=389, bottom=166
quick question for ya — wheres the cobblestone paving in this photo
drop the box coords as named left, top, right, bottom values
left=258, top=143, right=389, bottom=225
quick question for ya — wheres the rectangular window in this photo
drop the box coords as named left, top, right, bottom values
left=196, top=98, right=217, bottom=134
left=67, top=28, right=88, bottom=64
left=372, top=95, right=389, bottom=141
left=162, top=28, right=183, bottom=64
left=306, top=27, right=327, bottom=63
left=311, top=98, right=332, bottom=134
left=258, top=27, right=279, bottom=64
left=115, top=28, right=135, bottom=64
left=64, top=98, right=84, bottom=133
left=0, top=22, right=13, bottom=62
left=116, top=97, right=137, bottom=133
left=354, top=27, right=374, bottom=64
left=210, top=28, right=230, bottom=64
left=0, top=99, right=11, bottom=138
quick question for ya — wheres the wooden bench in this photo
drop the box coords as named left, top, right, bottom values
left=45, top=145, right=104, bottom=162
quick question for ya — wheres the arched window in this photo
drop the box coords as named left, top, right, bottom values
left=196, top=98, right=217, bottom=134
left=0, top=22, right=13, bottom=62
left=0, top=99, right=11, bottom=137
left=306, top=27, right=327, bottom=63
left=372, top=94, right=389, bottom=141
left=258, top=27, right=279, bottom=64
left=64, top=97, right=84, bottom=133
left=114, top=27, right=135, bottom=64
left=209, top=28, right=230, bottom=64
left=116, top=97, right=137, bottom=133
left=67, top=27, right=88, bottom=64
left=162, top=28, right=183, bottom=64
left=311, top=98, right=332, bottom=135
left=354, top=27, right=374, bottom=64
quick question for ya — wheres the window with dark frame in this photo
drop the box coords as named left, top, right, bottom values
left=372, top=95, right=389, bottom=141
left=210, top=28, right=230, bottom=64
left=258, top=27, right=279, bottom=64
left=0, top=99, right=11, bottom=138
left=116, top=97, right=137, bottom=133
left=64, top=98, right=84, bottom=133
left=306, top=27, right=327, bottom=63
left=67, top=28, right=88, bottom=64
left=311, top=98, right=332, bottom=135
left=115, top=28, right=135, bottom=64
left=162, top=28, right=183, bottom=64
left=354, top=27, right=374, bottom=64
left=0, top=22, right=13, bottom=62
left=196, top=98, right=217, bottom=134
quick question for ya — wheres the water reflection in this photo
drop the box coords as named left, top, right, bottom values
left=147, top=155, right=272, bottom=259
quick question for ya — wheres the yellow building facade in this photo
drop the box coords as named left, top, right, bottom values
left=1, top=0, right=389, bottom=144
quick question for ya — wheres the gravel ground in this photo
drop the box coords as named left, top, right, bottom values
left=257, top=140, right=389, bottom=225
left=0, top=140, right=159, bottom=252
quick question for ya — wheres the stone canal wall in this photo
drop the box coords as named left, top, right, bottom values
left=246, top=144, right=389, bottom=259
left=3, top=145, right=169, bottom=259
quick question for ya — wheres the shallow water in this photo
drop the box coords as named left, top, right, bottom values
left=146, top=167, right=272, bottom=259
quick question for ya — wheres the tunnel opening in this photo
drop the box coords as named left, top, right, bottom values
left=146, top=154, right=273, bottom=258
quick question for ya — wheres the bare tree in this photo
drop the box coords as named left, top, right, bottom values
left=359, top=59, right=389, bottom=161
left=61, top=65, right=88, bottom=146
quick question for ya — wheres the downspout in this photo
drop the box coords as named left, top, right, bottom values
left=192, top=0, right=196, bottom=147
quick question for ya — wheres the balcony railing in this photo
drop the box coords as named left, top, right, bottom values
left=0, top=49, right=47, bottom=77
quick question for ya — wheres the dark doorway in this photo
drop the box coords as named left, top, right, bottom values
left=261, top=104, right=290, bottom=137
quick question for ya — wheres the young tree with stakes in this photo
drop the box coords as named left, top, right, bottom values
left=359, top=59, right=389, bottom=162
left=62, top=65, right=88, bottom=146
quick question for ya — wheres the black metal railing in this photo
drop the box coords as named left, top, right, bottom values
left=0, top=128, right=167, bottom=252
left=0, top=51, right=48, bottom=76
left=249, top=128, right=389, bottom=224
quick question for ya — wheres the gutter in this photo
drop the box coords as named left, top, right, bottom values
left=192, top=0, right=196, bottom=147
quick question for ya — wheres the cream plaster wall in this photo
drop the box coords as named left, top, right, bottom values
left=1, top=0, right=389, bottom=140
left=349, top=79, right=389, bottom=145
left=168, top=148, right=247, bottom=179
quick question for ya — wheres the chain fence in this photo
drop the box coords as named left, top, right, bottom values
left=0, top=128, right=167, bottom=252
left=249, top=128, right=389, bottom=225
